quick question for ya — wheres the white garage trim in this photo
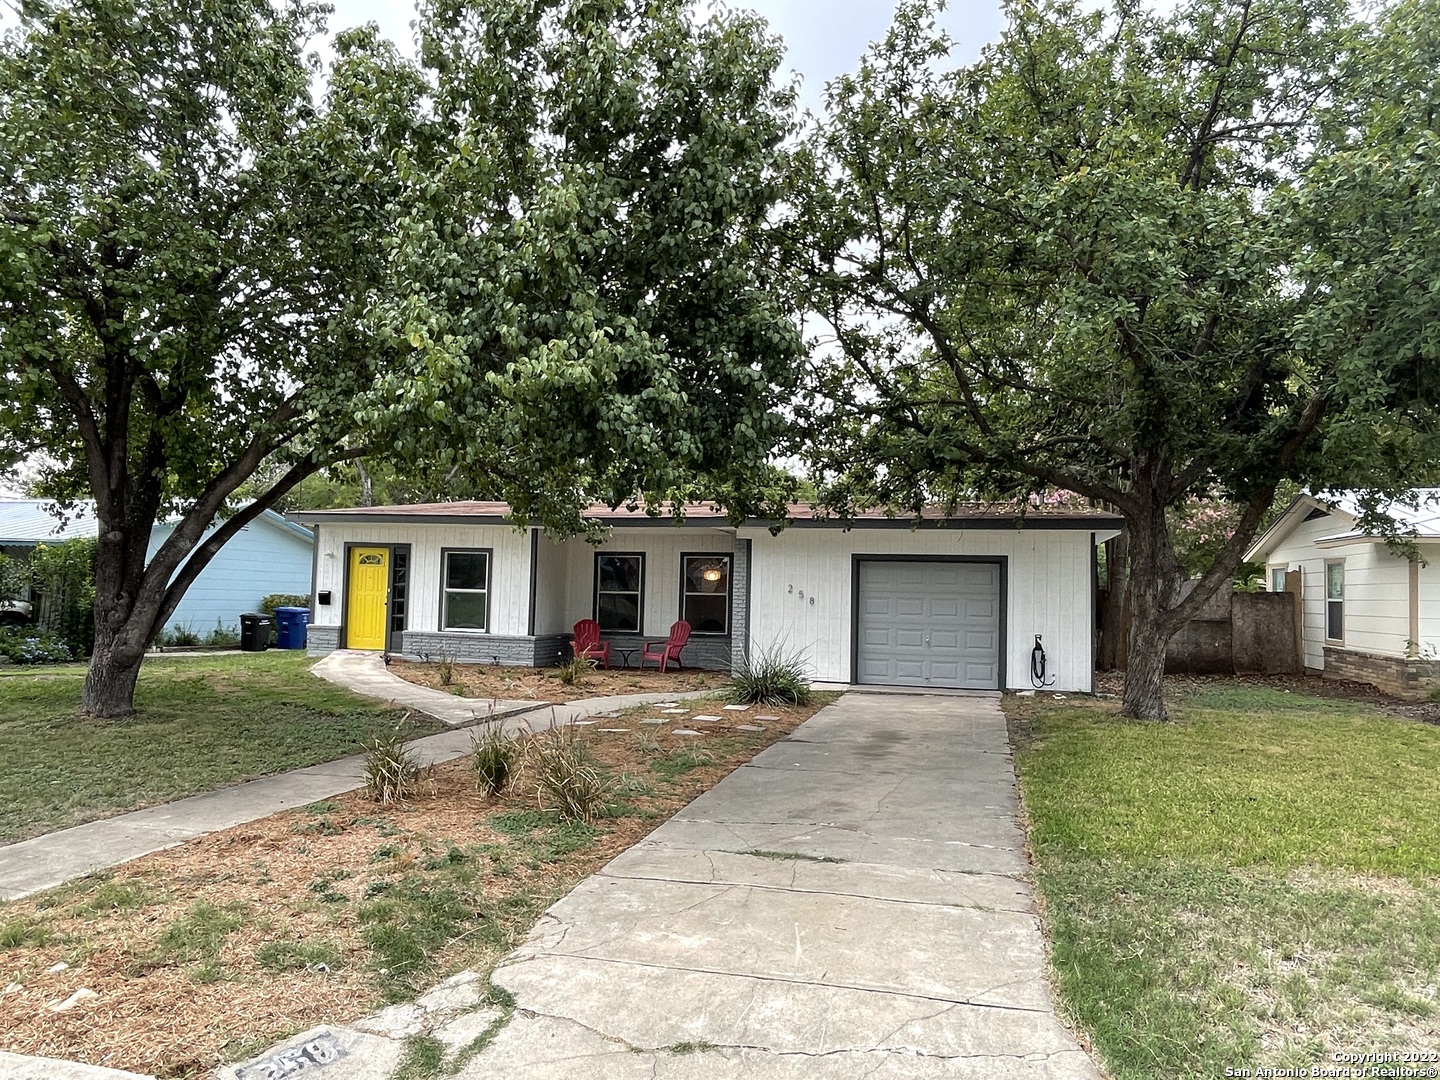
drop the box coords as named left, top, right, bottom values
left=849, top=555, right=1008, bottom=689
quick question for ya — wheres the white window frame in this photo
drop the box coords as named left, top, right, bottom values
left=1324, top=559, right=1345, bottom=643
left=1269, top=565, right=1288, bottom=593
left=441, top=548, right=491, bottom=633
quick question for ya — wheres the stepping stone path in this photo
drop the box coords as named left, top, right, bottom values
left=692, top=715, right=722, bottom=723
left=722, top=704, right=750, bottom=711
left=639, top=719, right=667, bottom=726
left=672, top=729, right=703, bottom=736
left=755, top=715, right=781, bottom=722
left=599, top=728, right=630, bottom=733
left=661, top=708, right=688, bottom=715
left=738, top=724, right=766, bottom=732
left=571, top=720, right=598, bottom=726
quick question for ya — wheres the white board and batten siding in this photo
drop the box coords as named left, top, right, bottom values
left=737, top=526, right=1097, bottom=692
left=310, top=522, right=532, bottom=636
left=533, top=528, right=736, bottom=637
left=1264, top=512, right=1412, bottom=669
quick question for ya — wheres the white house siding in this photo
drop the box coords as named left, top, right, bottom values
left=149, top=517, right=312, bottom=635
left=1265, top=512, right=1411, bottom=667
left=1417, top=551, right=1440, bottom=655
left=737, top=526, right=1097, bottom=692
left=532, top=535, right=571, bottom=636
left=310, top=522, right=532, bottom=637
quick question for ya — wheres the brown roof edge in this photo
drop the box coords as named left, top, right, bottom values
left=287, top=500, right=1122, bottom=529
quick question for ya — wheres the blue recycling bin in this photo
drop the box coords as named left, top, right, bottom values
left=273, top=606, right=310, bottom=650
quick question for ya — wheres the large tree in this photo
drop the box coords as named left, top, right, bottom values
left=0, top=0, right=802, bottom=716
left=796, top=0, right=1440, bottom=718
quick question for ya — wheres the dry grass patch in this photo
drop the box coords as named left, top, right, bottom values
left=0, top=694, right=835, bottom=1079
left=389, top=659, right=726, bottom=703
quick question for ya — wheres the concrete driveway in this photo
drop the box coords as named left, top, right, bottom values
left=460, top=692, right=1101, bottom=1079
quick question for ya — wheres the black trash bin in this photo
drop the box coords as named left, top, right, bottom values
left=239, top=613, right=273, bottom=652
left=273, top=607, right=310, bottom=650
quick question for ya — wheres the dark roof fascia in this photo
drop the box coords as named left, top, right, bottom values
left=288, top=511, right=1121, bottom=531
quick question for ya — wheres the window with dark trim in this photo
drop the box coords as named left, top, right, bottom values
left=1270, top=566, right=1287, bottom=593
left=1325, top=560, right=1344, bottom=642
left=442, top=550, right=490, bottom=631
left=595, top=554, right=644, bottom=633
left=681, top=555, right=731, bottom=634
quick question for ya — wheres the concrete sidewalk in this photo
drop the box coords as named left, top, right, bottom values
left=223, top=692, right=1099, bottom=1079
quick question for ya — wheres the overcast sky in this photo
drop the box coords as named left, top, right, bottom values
left=323, top=0, right=1009, bottom=105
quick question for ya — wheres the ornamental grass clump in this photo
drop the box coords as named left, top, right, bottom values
left=531, top=725, right=610, bottom=823
left=471, top=724, right=522, bottom=796
left=555, top=655, right=595, bottom=687
left=729, top=642, right=812, bottom=706
left=363, top=723, right=424, bottom=805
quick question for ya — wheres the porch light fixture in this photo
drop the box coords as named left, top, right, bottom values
left=701, top=566, right=723, bottom=582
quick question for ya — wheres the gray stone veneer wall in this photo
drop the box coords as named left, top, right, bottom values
left=1323, top=645, right=1440, bottom=700
left=399, top=632, right=568, bottom=667
left=730, top=538, right=751, bottom=675
left=307, top=625, right=340, bottom=657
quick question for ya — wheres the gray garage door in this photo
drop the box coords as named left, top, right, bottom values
left=855, top=560, right=1001, bottom=689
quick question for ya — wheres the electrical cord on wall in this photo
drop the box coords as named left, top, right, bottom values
left=1030, top=634, right=1056, bottom=689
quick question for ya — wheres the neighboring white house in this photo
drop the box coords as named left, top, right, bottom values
left=1245, top=489, right=1440, bottom=696
left=289, top=502, right=1122, bottom=693
left=0, top=499, right=315, bottom=635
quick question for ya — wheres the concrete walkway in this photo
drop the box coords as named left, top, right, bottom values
left=0, top=657, right=718, bottom=901
left=221, top=692, right=1099, bottom=1079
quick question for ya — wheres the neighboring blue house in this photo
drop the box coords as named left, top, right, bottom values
left=0, top=500, right=314, bottom=635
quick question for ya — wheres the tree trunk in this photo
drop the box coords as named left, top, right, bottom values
left=1099, top=531, right=1129, bottom=670
left=1121, top=588, right=1171, bottom=720
left=81, top=638, right=146, bottom=717
left=1118, top=492, right=1188, bottom=720
left=357, top=460, right=374, bottom=507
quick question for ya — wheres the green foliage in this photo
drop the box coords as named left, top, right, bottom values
left=797, top=0, right=1440, bottom=714
left=470, top=724, right=521, bottom=797
left=555, top=655, right=594, bottom=688
left=358, top=878, right=475, bottom=1001
left=27, top=539, right=94, bottom=658
left=253, top=937, right=345, bottom=973
left=0, top=554, right=27, bottom=603
left=0, top=627, right=73, bottom=664
left=259, top=595, right=309, bottom=616
left=729, top=643, right=812, bottom=706
left=203, top=621, right=241, bottom=647
left=530, top=726, right=611, bottom=823
left=362, top=726, right=424, bottom=806
left=157, top=624, right=202, bottom=648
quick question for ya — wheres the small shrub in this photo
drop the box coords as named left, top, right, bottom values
left=634, top=729, right=661, bottom=756
left=260, top=593, right=310, bottom=615
left=555, top=655, right=594, bottom=687
left=471, top=725, right=521, bottom=796
left=0, top=629, right=73, bottom=665
left=163, top=623, right=202, bottom=648
left=204, top=620, right=241, bottom=647
left=730, top=642, right=812, bottom=706
left=363, top=725, right=424, bottom=806
left=531, top=725, right=610, bottom=823
left=436, top=653, right=455, bottom=687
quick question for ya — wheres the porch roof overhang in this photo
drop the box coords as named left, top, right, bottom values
left=288, top=500, right=1123, bottom=533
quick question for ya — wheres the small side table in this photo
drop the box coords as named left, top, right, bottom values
left=614, top=647, right=638, bottom=670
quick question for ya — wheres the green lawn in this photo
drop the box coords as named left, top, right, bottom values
left=0, top=652, right=428, bottom=843
left=1008, top=683, right=1440, bottom=1079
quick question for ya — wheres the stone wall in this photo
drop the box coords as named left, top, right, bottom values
left=1323, top=646, right=1440, bottom=699
left=306, top=625, right=340, bottom=657
left=398, top=632, right=569, bottom=667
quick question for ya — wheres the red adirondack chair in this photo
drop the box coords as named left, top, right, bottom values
left=571, top=619, right=611, bottom=669
left=641, top=620, right=691, bottom=672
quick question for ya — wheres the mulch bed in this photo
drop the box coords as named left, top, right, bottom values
left=389, top=660, right=727, bottom=703
left=0, top=695, right=828, bottom=1078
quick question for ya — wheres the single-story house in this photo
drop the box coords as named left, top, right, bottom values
left=1245, top=489, right=1440, bottom=695
left=0, top=499, right=314, bottom=636
left=289, top=501, right=1122, bottom=693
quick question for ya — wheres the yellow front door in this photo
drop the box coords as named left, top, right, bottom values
left=347, top=547, right=389, bottom=650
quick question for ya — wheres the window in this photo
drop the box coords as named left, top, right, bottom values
left=1325, top=560, right=1344, bottom=641
left=682, top=555, right=731, bottom=634
left=442, top=550, right=490, bottom=631
left=391, top=549, right=409, bottom=635
left=595, top=554, right=644, bottom=633
left=1270, top=566, right=1287, bottom=593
